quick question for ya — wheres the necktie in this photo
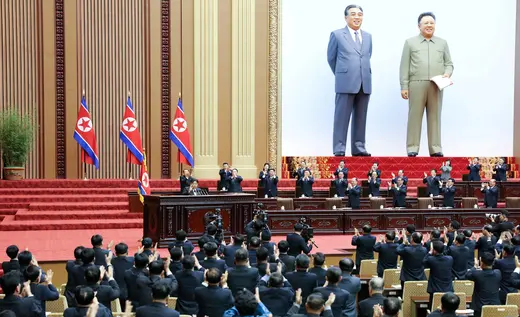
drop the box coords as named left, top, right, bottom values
left=354, top=31, right=361, bottom=50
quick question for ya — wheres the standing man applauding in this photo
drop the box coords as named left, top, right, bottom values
left=327, top=4, right=372, bottom=157
left=467, top=157, right=481, bottom=181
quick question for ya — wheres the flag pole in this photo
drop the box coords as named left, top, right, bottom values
left=127, top=91, right=133, bottom=180
left=82, top=90, right=88, bottom=181
left=178, top=92, right=182, bottom=179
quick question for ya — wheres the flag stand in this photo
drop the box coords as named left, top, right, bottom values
left=128, top=151, right=133, bottom=180
left=82, top=150, right=88, bottom=180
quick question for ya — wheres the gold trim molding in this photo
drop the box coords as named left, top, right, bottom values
left=268, top=0, right=281, bottom=170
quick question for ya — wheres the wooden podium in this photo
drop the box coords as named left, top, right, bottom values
left=143, top=193, right=256, bottom=248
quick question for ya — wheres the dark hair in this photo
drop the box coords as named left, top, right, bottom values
left=182, top=257, right=195, bottom=270
left=149, top=260, right=165, bottom=275
left=503, top=244, right=515, bottom=255
left=411, top=232, right=423, bottom=244
left=170, top=247, right=183, bottom=261
left=115, top=243, right=128, bottom=255
left=223, top=162, right=229, bottom=166
left=455, top=234, right=466, bottom=245
left=313, top=252, right=325, bottom=266
left=326, top=267, right=342, bottom=284
left=134, top=253, right=149, bottom=269
left=450, top=221, right=460, bottom=230
left=198, top=236, right=209, bottom=248
left=5, top=245, right=19, bottom=260
left=268, top=272, right=284, bottom=288
left=362, top=225, right=372, bottom=234
left=294, top=223, right=304, bottom=232
left=296, top=254, right=310, bottom=270
left=306, top=293, right=325, bottom=311
left=256, top=247, right=269, bottom=262
left=406, top=224, right=416, bottom=234
left=431, top=229, right=441, bottom=239
left=261, top=230, right=272, bottom=241
left=90, top=234, right=103, bottom=247
left=206, top=268, right=222, bottom=284
left=235, top=248, right=249, bottom=263
left=441, top=292, right=460, bottom=312
left=74, top=246, right=85, bottom=260
left=0, top=272, right=21, bottom=295
left=501, top=209, right=510, bottom=217
left=432, top=241, right=444, bottom=254
left=233, top=234, right=245, bottom=245
left=151, top=282, right=171, bottom=300
left=207, top=224, right=218, bottom=236
left=278, top=240, right=289, bottom=253
left=176, top=230, right=187, bottom=241
left=24, top=265, right=40, bottom=283
left=463, top=229, right=472, bottom=238
left=483, top=225, right=493, bottom=232
left=235, top=289, right=258, bottom=316
left=512, top=236, right=520, bottom=246
left=142, top=237, right=153, bottom=248
left=339, top=258, right=354, bottom=273
left=17, top=250, right=32, bottom=266
left=383, top=297, right=402, bottom=315
left=249, top=237, right=261, bottom=248
left=84, top=266, right=101, bottom=284
left=418, top=12, right=436, bottom=24
left=386, top=231, right=396, bottom=241
left=203, top=242, right=218, bottom=257
left=75, top=286, right=95, bottom=306
left=80, top=248, right=95, bottom=264
left=480, top=252, right=495, bottom=266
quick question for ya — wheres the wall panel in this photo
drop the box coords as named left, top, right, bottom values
left=79, top=0, right=148, bottom=179
left=0, top=0, right=42, bottom=178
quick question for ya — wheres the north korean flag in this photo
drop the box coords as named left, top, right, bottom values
left=73, top=96, right=99, bottom=169
left=170, top=97, right=194, bottom=166
left=119, top=96, right=144, bottom=164
left=138, top=152, right=151, bottom=204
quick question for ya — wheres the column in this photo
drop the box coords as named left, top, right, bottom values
left=193, top=0, right=220, bottom=178
left=231, top=0, right=257, bottom=178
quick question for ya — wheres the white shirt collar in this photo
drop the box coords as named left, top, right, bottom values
left=346, top=26, right=362, bottom=43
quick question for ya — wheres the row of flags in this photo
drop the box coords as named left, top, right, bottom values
left=73, top=94, right=194, bottom=203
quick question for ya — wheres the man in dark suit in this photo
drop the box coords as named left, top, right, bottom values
left=399, top=224, right=416, bottom=245
left=337, top=259, right=360, bottom=317
left=334, top=160, right=349, bottom=179
left=258, top=272, right=295, bottom=317
left=63, top=286, right=112, bottom=317
left=423, top=241, right=454, bottom=305
left=111, top=242, right=134, bottom=310
left=423, top=169, right=441, bottom=196
left=194, top=236, right=209, bottom=262
left=140, top=237, right=159, bottom=258
left=309, top=252, right=327, bottom=286
left=137, top=259, right=177, bottom=308
left=180, top=169, right=195, bottom=194
left=2, top=245, right=20, bottom=274
left=463, top=229, right=477, bottom=269
left=24, top=265, right=59, bottom=317
left=446, top=234, right=471, bottom=280
left=351, top=225, right=376, bottom=274
left=286, top=223, right=313, bottom=256
left=261, top=231, right=276, bottom=257
left=294, top=160, right=311, bottom=180
left=466, top=252, right=501, bottom=317
left=391, top=170, right=408, bottom=186
left=286, top=291, right=334, bottom=317
left=65, top=246, right=84, bottom=307
left=227, top=248, right=260, bottom=296
left=201, top=242, right=227, bottom=272
left=286, top=255, right=318, bottom=308
left=367, top=162, right=381, bottom=178
left=358, top=277, right=386, bottom=317
left=493, top=158, right=508, bottom=181
left=334, top=172, right=348, bottom=197
left=174, top=256, right=204, bottom=314
left=481, top=179, right=498, bottom=208
left=219, top=162, right=232, bottom=190
left=248, top=237, right=262, bottom=266
left=446, top=220, right=460, bottom=247
left=262, top=169, right=279, bottom=197
left=368, top=171, right=381, bottom=197
left=427, top=292, right=460, bottom=317
left=388, top=178, right=407, bottom=208
left=195, top=268, right=234, bottom=317
left=423, top=229, right=442, bottom=252
left=346, top=178, right=361, bottom=209
left=489, top=210, right=514, bottom=238
left=278, top=240, right=296, bottom=273
left=91, top=234, right=112, bottom=268
left=298, top=170, right=314, bottom=197
left=397, top=232, right=427, bottom=289
left=253, top=247, right=283, bottom=276
left=168, top=229, right=195, bottom=256
left=124, top=253, right=150, bottom=310
left=71, top=248, right=97, bottom=288
left=84, top=265, right=121, bottom=312
left=0, top=271, right=42, bottom=317
left=373, top=231, right=399, bottom=277
left=313, top=267, right=350, bottom=317
left=475, top=225, right=497, bottom=259
left=467, top=157, right=481, bottom=181
left=441, top=178, right=456, bottom=208
left=223, top=234, right=246, bottom=268
left=227, top=168, right=243, bottom=193
left=136, top=283, right=180, bottom=317
left=168, top=247, right=183, bottom=275
left=493, top=244, right=517, bottom=303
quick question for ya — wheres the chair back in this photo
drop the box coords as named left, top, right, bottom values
left=453, top=280, right=474, bottom=297
left=481, top=305, right=518, bottom=317
left=424, top=268, right=430, bottom=279
left=402, top=281, right=428, bottom=317
left=46, top=295, right=68, bottom=313
left=382, top=269, right=401, bottom=289
left=59, top=283, right=67, bottom=295
left=506, top=292, right=520, bottom=307
left=431, top=292, right=466, bottom=311
left=167, top=296, right=178, bottom=309
left=359, top=259, right=378, bottom=278
left=111, top=299, right=122, bottom=313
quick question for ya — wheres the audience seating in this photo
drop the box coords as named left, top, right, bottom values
left=325, top=197, right=342, bottom=209
left=111, top=299, right=122, bottom=313
left=424, top=268, right=430, bottom=279
left=461, top=197, right=478, bottom=208
left=359, top=259, right=378, bottom=278
left=453, top=280, right=474, bottom=297
left=59, top=283, right=66, bottom=295
left=276, top=197, right=294, bottom=210
left=167, top=296, right=178, bottom=309
left=505, top=293, right=520, bottom=314
left=506, top=197, right=520, bottom=208
left=417, top=197, right=433, bottom=209
left=369, top=197, right=386, bottom=209
left=431, top=292, right=466, bottom=311
left=481, top=305, right=518, bottom=317
left=402, top=280, right=428, bottom=317
left=46, top=295, right=68, bottom=313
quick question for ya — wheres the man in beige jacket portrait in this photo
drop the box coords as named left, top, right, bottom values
left=399, top=12, right=454, bottom=157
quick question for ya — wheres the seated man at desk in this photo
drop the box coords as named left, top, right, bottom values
left=298, top=170, right=314, bottom=197
left=493, top=158, right=508, bottom=182
left=423, top=169, right=441, bottom=197
left=391, top=169, right=408, bottom=186
left=467, top=157, right=481, bottom=181
left=388, top=178, right=407, bottom=208
left=368, top=171, right=381, bottom=197
left=333, top=160, right=349, bottom=179
left=188, top=180, right=203, bottom=195
left=226, top=168, right=243, bottom=193
left=481, top=179, right=498, bottom=208
left=334, top=171, right=348, bottom=197
left=440, top=178, right=456, bottom=208
left=262, top=168, right=278, bottom=198
left=180, top=169, right=196, bottom=194
left=346, top=178, right=361, bottom=209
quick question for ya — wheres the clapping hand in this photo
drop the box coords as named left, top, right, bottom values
left=354, top=228, right=360, bottom=236
left=373, top=304, right=384, bottom=317
left=325, top=292, right=336, bottom=308
left=295, top=288, right=302, bottom=305
left=424, top=172, right=427, bottom=178
left=391, top=172, right=395, bottom=178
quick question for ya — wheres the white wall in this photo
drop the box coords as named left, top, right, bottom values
left=281, top=0, right=516, bottom=156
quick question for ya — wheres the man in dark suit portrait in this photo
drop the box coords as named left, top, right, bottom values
left=63, top=286, right=111, bottom=317
left=219, top=162, right=232, bottom=190
left=260, top=231, right=276, bottom=257
left=124, top=253, right=149, bottom=310
left=427, top=292, right=460, bottom=317
left=136, top=283, right=180, bottom=317
left=423, top=169, right=441, bottom=197
left=373, top=231, right=399, bottom=277
left=277, top=240, right=296, bottom=273
left=423, top=241, right=454, bottom=306
left=91, top=234, right=112, bottom=268
left=83, top=265, right=120, bottom=311
left=2, top=245, right=20, bottom=274
left=195, top=268, right=234, bottom=317
left=293, top=160, right=311, bottom=180
left=258, top=272, right=294, bottom=317
left=397, top=232, right=427, bottom=289
left=188, top=180, right=203, bottom=196
left=227, top=168, right=243, bottom=193
left=168, top=229, right=195, bottom=256
left=223, top=234, right=246, bottom=268
left=368, top=171, right=381, bottom=197
left=168, top=248, right=183, bottom=275
left=180, top=169, right=195, bottom=194
left=328, top=5, right=372, bottom=157
left=333, top=160, right=349, bottom=179
left=262, top=168, right=278, bottom=198
left=441, top=178, right=456, bottom=208
left=446, top=234, right=471, bottom=281
left=0, top=271, right=43, bottom=317
left=201, top=242, right=227, bottom=273
left=298, top=170, right=314, bottom=197
left=475, top=225, right=497, bottom=259
left=467, top=157, right=481, bottom=181
left=351, top=225, right=376, bottom=273
left=358, top=277, right=385, bottom=317
left=309, top=252, right=327, bottom=286
left=286, top=255, right=318, bottom=308
left=174, top=256, right=204, bottom=314
left=253, top=247, right=282, bottom=277
left=137, top=259, right=177, bottom=308
left=346, top=178, right=361, bottom=209
left=391, top=170, right=408, bottom=186
left=24, top=265, right=59, bottom=317
left=334, top=171, right=348, bottom=197
left=367, top=162, right=381, bottom=178
left=64, top=245, right=84, bottom=307
left=481, top=179, right=498, bottom=208
left=286, top=291, right=334, bottom=317
left=493, top=244, right=517, bottom=304
left=493, top=158, right=508, bottom=181
left=71, top=248, right=96, bottom=288
left=313, top=267, right=351, bottom=317
left=463, top=229, right=477, bottom=269
left=388, top=177, right=407, bottom=208
left=337, top=258, right=360, bottom=317
left=226, top=248, right=259, bottom=296
left=111, top=242, right=134, bottom=310
left=286, top=223, right=313, bottom=256
left=466, top=252, right=501, bottom=317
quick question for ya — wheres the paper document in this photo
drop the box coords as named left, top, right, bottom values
left=430, top=75, right=453, bottom=90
